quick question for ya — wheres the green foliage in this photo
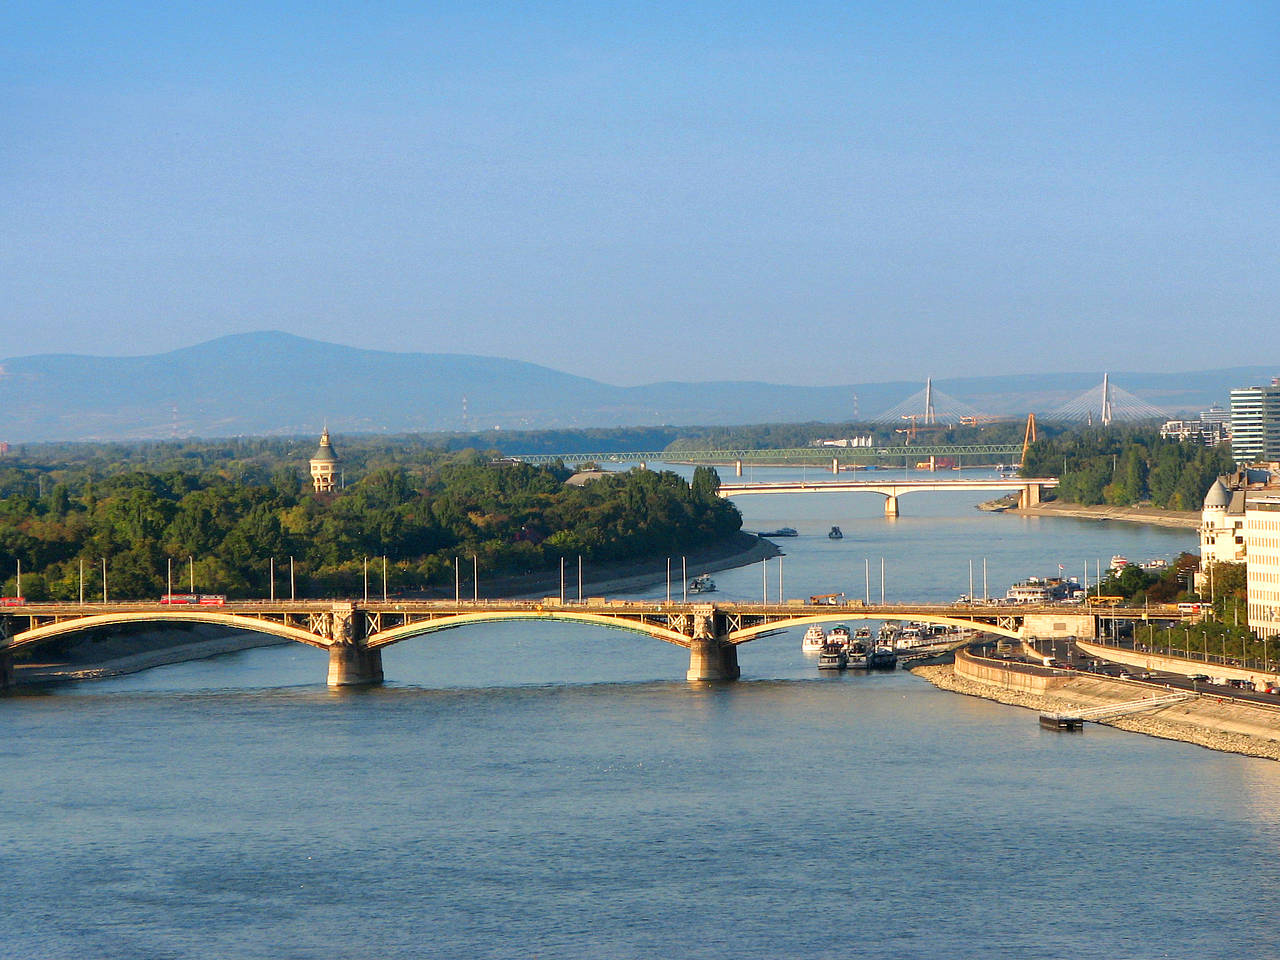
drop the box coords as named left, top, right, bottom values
left=0, top=452, right=740, bottom=600
left=1022, top=428, right=1232, bottom=510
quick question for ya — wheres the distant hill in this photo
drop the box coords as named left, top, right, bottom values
left=0, top=332, right=1269, bottom=441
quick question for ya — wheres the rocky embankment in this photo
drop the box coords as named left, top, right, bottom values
left=912, top=662, right=1280, bottom=761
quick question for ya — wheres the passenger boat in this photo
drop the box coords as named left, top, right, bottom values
left=759, top=527, right=798, bottom=538
left=817, top=642, right=848, bottom=671
left=868, top=643, right=898, bottom=670
left=688, top=573, right=716, bottom=594
left=802, top=624, right=827, bottom=652
left=844, top=637, right=870, bottom=669
left=828, top=526, right=843, bottom=539
left=828, top=626, right=851, bottom=648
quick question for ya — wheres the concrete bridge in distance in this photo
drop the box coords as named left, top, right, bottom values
left=0, top=595, right=1179, bottom=689
left=716, top=477, right=1059, bottom=517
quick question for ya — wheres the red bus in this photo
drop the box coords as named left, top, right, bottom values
left=160, top=594, right=226, bottom=605
left=0, top=596, right=25, bottom=606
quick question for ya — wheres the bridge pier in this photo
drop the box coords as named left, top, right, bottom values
left=686, top=639, right=740, bottom=681
left=0, top=649, right=12, bottom=690
left=327, top=643, right=384, bottom=687
left=735, top=460, right=743, bottom=477
left=1018, top=483, right=1041, bottom=508
left=884, top=495, right=899, bottom=518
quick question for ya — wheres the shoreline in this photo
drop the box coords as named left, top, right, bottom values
left=910, top=661, right=1280, bottom=762
left=12, top=533, right=782, bottom=686
left=1008, top=500, right=1200, bottom=529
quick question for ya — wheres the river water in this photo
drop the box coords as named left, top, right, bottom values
left=5, top=468, right=1278, bottom=959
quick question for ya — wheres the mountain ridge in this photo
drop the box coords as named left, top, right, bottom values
left=0, top=332, right=1269, bottom=442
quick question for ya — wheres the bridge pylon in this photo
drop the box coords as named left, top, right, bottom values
left=686, top=606, right=741, bottom=681
left=325, top=603, right=384, bottom=687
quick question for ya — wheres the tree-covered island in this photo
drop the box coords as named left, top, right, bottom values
left=0, top=450, right=741, bottom=600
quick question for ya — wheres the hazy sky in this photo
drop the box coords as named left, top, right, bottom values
left=3, top=1, right=1276, bottom=385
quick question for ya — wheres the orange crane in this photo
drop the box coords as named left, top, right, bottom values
left=1020, top=413, right=1038, bottom=466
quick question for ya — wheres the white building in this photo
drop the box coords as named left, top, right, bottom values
left=1200, top=477, right=1247, bottom=565
left=1245, top=494, right=1280, bottom=638
left=1230, top=380, right=1280, bottom=463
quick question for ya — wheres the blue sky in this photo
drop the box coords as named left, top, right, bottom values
left=3, top=1, right=1276, bottom=385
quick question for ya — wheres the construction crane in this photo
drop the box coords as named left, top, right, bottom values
left=1020, top=413, right=1038, bottom=466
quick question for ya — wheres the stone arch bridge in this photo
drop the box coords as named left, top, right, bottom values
left=0, top=598, right=1179, bottom=688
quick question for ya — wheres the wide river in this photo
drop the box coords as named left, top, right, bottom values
left=5, top=468, right=1279, bottom=959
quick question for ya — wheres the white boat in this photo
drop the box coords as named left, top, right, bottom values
left=828, top=626, right=851, bottom=647
left=802, top=624, right=827, bottom=652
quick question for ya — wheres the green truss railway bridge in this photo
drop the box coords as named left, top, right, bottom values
left=510, top=443, right=1024, bottom=469
left=0, top=598, right=1185, bottom=689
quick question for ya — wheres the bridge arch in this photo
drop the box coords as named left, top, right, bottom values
left=4, top=611, right=331, bottom=651
left=365, top=610, right=693, bottom=650
left=725, top=611, right=1021, bottom=644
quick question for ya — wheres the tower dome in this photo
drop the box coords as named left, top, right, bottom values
left=310, top=428, right=340, bottom=493
left=1202, top=478, right=1229, bottom=511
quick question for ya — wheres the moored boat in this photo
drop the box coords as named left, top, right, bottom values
left=688, top=573, right=716, bottom=594
left=828, top=526, right=843, bottom=539
left=802, top=624, right=827, bottom=652
left=817, top=642, right=848, bottom=671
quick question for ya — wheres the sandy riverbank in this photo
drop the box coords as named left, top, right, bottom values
left=1008, top=500, right=1200, bottom=529
left=465, top=531, right=783, bottom=600
left=910, top=662, right=1280, bottom=761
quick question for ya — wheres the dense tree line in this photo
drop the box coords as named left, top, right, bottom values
left=1022, top=429, right=1232, bottom=510
left=0, top=454, right=740, bottom=600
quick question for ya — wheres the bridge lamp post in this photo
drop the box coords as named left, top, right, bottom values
left=473, top=554, right=479, bottom=602
left=188, top=556, right=195, bottom=594
left=383, top=556, right=388, bottom=602
left=290, top=556, right=295, bottom=601
left=167, top=557, right=172, bottom=599
left=78, top=558, right=84, bottom=606
left=269, top=557, right=275, bottom=602
left=15, top=559, right=20, bottom=600
left=101, top=558, right=107, bottom=604
left=362, top=557, right=369, bottom=603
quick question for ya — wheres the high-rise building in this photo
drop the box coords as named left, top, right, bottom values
left=1229, top=380, right=1280, bottom=463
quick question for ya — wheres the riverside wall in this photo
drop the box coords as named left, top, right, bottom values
left=953, top=648, right=1071, bottom=695
left=914, top=660, right=1280, bottom=762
